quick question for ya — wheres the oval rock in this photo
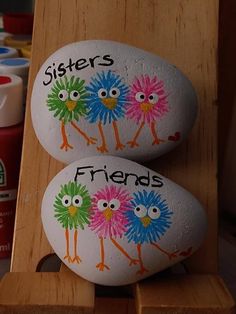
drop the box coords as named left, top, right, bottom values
left=42, top=156, right=207, bottom=286
left=31, top=40, right=197, bottom=163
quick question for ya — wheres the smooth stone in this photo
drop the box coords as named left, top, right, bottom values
left=41, top=156, right=207, bottom=286
left=31, top=40, right=197, bottom=164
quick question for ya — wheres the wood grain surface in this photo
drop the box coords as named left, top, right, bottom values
left=11, top=0, right=218, bottom=275
left=136, top=274, right=235, bottom=314
left=0, top=272, right=94, bottom=313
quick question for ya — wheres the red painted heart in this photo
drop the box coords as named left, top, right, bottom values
left=168, top=131, right=180, bottom=142
left=179, top=247, right=192, bottom=257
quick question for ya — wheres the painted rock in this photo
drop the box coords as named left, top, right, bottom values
left=42, top=156, right=207, bottom=286
left=31, top=40, right=197, bottom=164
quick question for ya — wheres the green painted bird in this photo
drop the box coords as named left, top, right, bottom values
left=47, top=75, right=96, bottom=151
left=54, top=181, right=91, bottom=263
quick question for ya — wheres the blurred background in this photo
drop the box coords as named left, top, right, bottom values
left=0, top=0, right=35, bottom=13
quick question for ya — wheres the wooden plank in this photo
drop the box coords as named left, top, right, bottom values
left=135, top=274, right=235, bottom=314
left=11, top=0, right=218, bottom=275
left=0, top=272, right=94, bottom=314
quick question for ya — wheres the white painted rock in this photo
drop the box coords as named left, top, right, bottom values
left=31, top=40, right=197, bottom=164
left=42, top=156, right=207, bottom=286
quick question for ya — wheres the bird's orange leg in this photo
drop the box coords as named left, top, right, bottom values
left=97, top=122, right=108, bottom=153
left=150, top=122, right=165, bottom=145
left=60, top=121, right=73, bottom=151
left=136, top=243, right=148, bottom=275
left=127, top=121, right=145, bottom=148
left=72, top=229, right=82, bottom=264
left=110, top=238, right=139, bottom=266
left=71, top=121, right=97, bottom=145
left=64, top=228, right=73, bottom=263
left=151, top=242, right=179, bottom=260
left=96, top=237, right=110, bottom=271
left=112, top=121, right=125, bottom=151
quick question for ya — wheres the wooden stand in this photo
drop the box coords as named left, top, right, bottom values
left=0, top=0, right=235, bottom=313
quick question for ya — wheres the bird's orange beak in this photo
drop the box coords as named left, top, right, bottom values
left=103, top=207, right=113, bottom=221
left=66, top=100, right=77, bottom=111
left=141, top=216, right=151, bottom=227
left=68, top=205, right=78, bottom=217
left=101, top=98, right=117, bottom=110
left=140, top=102, right=153, bottom=113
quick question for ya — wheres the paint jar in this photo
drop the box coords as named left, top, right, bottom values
left=3, top=13, right=34, bottom=35
left=0, top=46, right=18, bottom=59
left=0, top=32, right=12, bottom=46
left=0, top=58, right=30, bottom=101
left=0, top=74, right=24, bottom=258
left=4, top=35, right=32, bottom=50
left=20, top=45, right=31, bottom=59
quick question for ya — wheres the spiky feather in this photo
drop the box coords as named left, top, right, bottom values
left=126, top=75, right=168, bottom=124
left=89, top=185, right=131, bottom=238
left=125, top=190, right=172, bottom=244
left=54, top=181, right=91, bottom=230
left=86, top=70, right=129, bottom=124
left=47, top=75, right=88, bottom=124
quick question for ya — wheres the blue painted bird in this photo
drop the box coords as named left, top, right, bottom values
left=125, top=190, right=178, bottom=275
left=86, top=70, right=129, bottom=153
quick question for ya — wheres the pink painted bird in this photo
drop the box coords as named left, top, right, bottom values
left=89, top=185, right=139, bottom=271
left=126, top=75, right=168, bottom=147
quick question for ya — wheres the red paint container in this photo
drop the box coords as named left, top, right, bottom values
left=3, top=13, right=34, bottom=35
left=0, top=74, right=24, bottom=258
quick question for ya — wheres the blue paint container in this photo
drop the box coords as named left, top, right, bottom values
left=0, top=47, right=18, bottom=59
left=0, top=58, right=30, bottom=99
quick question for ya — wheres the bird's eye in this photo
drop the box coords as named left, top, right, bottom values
left=98, top=88, right=108, bottom=99
left=134, top=204, right=147, bottom=218
left=70, top=90, right=80, bottom=101
left=148, top=93, right=159, bottom=104
left=61, top=195, right=72, bottom=207
left=135, top=92, right=146, bottom=102
left=109, top=88, right=120, bottom=98
left=72, top=194, right=83, bottom=207
left=58, top=90, right=68, bottom=101
left=148, top=206, right=161, bottom=219
left=97, top=199, right=108, bottom=211
left=108, top=199, right=120, bottom=211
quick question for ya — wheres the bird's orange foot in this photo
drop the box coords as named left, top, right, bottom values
left=72, top=255, right=82, bottom=264
left=97, top=144, right=108, bottom=153
left=64, top=255, right=73, bottom=263
left=60, top=141, right=73, bottom=151
left=129, top=259, right=139, bottom=266
left=167, top=251, right=179, bottom=260
left=115, top=142, right=125, bottom=151
left=136, top=267, right=149, bottom=275
left=86, top=137, right=97, bottom=146
left=152, top=138, right=165, bottom=145
left=96, top=262, right=110, bottom=271
left=127, top=140, right=139, bottom=148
